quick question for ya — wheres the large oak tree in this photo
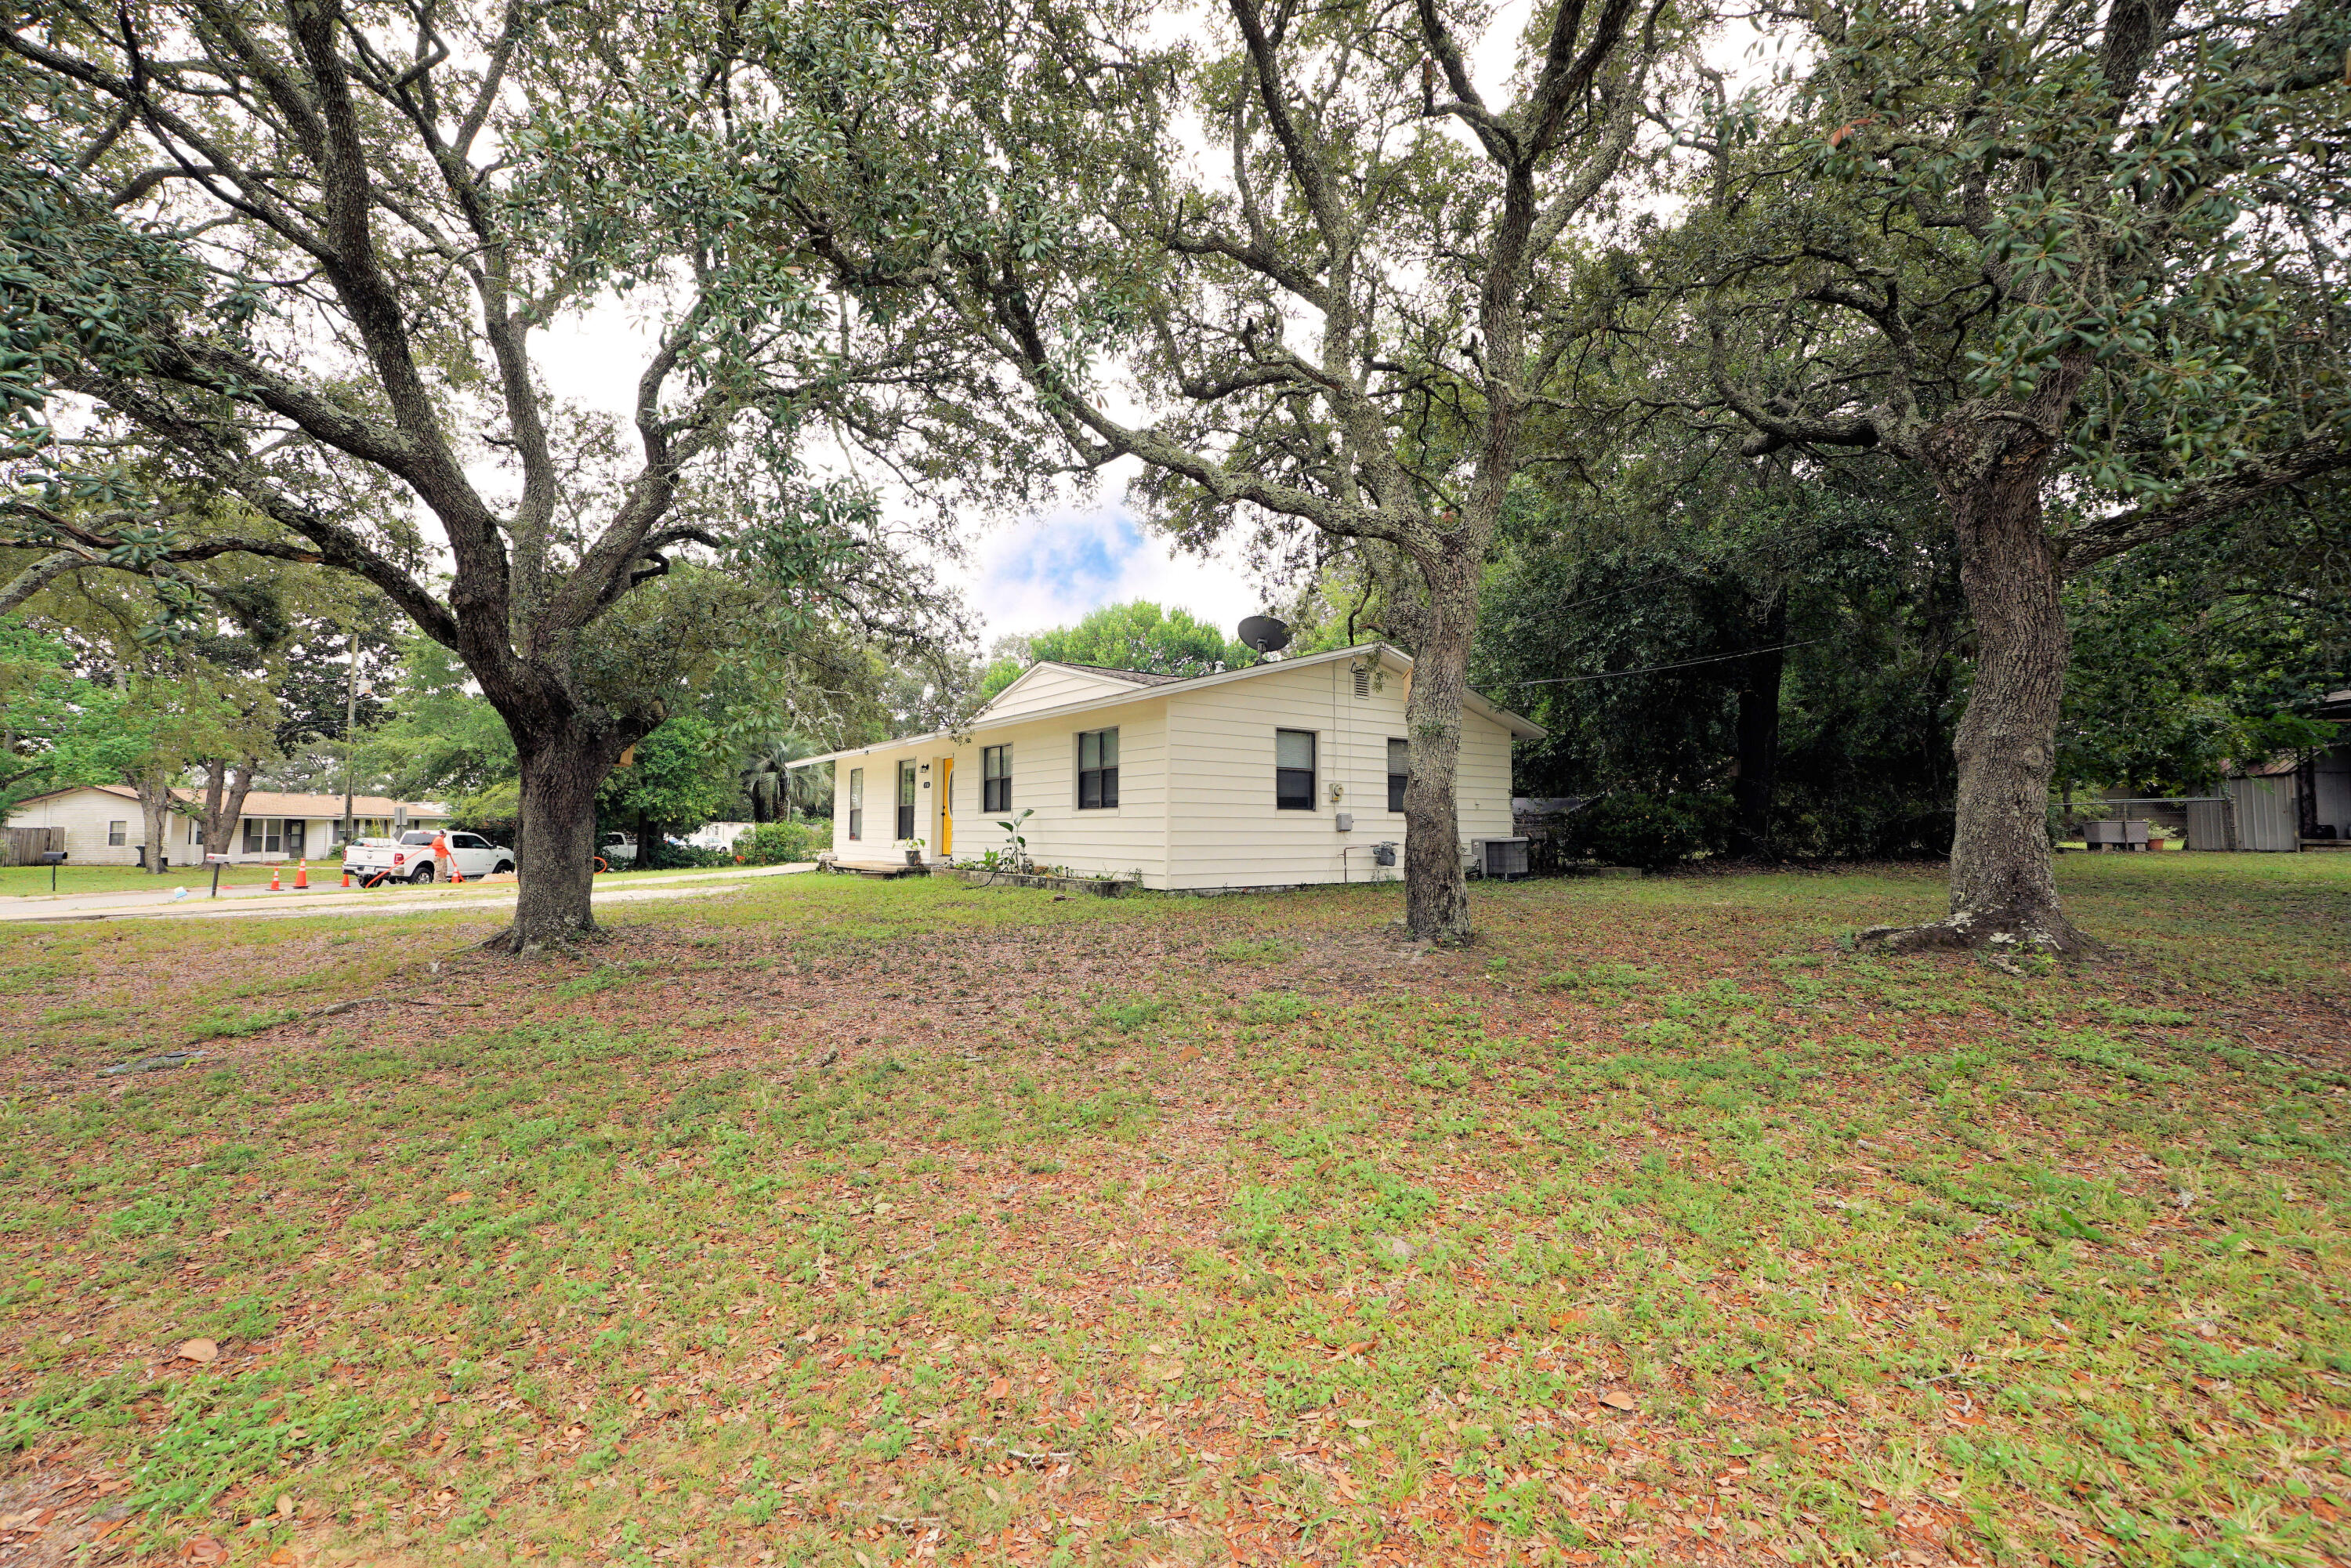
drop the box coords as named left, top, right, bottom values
left=709, top=0, right=1694, bottom=942
left=1691, top=0, right=2350, bottom=951
left=2, top=0, right=968, bottom=947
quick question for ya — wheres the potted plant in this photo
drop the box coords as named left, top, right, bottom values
left=904, top=837, right=926, bottom=867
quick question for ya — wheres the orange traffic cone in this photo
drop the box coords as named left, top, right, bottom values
left=268, top=865, right=282, bottom=892
left=295, top=859, right=309, bottom=889
left=340, top=865, right=351, bottom=889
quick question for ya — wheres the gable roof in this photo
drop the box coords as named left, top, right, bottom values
left=791, top=643, right=1546, bottom=768
left=1049, top=662, right=1192, bottom=688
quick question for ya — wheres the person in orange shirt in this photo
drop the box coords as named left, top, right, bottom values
left=433, top=829, right=455, bottom=882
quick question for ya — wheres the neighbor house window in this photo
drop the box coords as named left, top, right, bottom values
left=847, top=768, right=864, bottom=840
left=897, top=761, right=917, bottom=839
left=242, top=818, right=283, bottom=854
left=1276, top=729, right=1317, bottom=810
left=1077, top=728, right=1118, bottom=809
left=1388, top=738, right=1409, bottom=813
left=107, top=820, right=126, bottom=846
left=982, top=745, right=1012, bottom=813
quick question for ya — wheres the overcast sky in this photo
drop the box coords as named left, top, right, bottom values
left=525, top=2, right=1788, bottom=654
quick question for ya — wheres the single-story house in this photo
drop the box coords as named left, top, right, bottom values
left=5, top=784, right=451, bottom=867
left=787, top=643, right=1545, bottom=892
left=2221, top=687, right=2351, bottom=851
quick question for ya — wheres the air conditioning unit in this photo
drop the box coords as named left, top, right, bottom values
left=1470, top=837, right=1530, bottom=880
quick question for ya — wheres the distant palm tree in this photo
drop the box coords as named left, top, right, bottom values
left=740, top=736, right=826, bottom=821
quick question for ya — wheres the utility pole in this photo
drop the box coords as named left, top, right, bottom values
left=341, top=628, right=359, bottom=848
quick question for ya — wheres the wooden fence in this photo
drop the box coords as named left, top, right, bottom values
left=2, top=826, right=64, bottom=867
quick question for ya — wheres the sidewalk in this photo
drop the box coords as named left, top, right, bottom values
left=0, top=864, right=816, bottom=924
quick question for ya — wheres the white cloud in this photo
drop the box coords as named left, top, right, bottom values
left=962, top=504, right=1269, bottom=644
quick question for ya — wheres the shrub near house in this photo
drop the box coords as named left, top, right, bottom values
left=736, top=820, right=817, bottom=864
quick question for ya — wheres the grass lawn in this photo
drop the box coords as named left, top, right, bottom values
left=0, top=856, right=2345, bottom=1567
left=0, top=863, right=335, bottom=899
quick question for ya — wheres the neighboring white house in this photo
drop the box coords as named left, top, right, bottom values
left=5, top=784, right=452, bottom=867
left=679, top=820, right=755, bottom=853
left=786, top=643, right=1544, bottom=891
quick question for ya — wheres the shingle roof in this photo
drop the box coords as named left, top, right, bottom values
left=1049, top=662, right=1198, bottom=687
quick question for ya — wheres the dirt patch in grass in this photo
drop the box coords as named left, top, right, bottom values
left=1, top=857, right=2346, bottom=1566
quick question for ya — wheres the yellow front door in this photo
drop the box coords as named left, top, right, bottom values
left=938, top=756, right=954, bottom=856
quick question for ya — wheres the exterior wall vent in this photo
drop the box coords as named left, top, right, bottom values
left=1352, top=666, right=1371, bottom=699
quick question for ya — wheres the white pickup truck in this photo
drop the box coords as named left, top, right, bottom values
left=343, top=830, right=515, bottom=885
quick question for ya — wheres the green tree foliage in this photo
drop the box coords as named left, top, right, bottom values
left=0, top=622, right=148, bottom=813
left=358, top=636, right=520, bottom=830
left=1686, top=0, right=2351, bottom=950
left=0, top=0, right=966, bottom=944
left=715, top=0, right=1692, bottom=942
left=1477, top=458, right=1968, bottom=861
left=599, top=712, right=741, bottom=846
left=980, top=603, right=1254, bottom=705
left=2057, top=480, right=2351, bottom=795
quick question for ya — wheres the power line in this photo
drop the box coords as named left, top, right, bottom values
left=1504, top=639, right=1825, bottom=686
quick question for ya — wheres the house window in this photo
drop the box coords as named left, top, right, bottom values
left=982, top=745, right=1012, bottom=813
left=1276, top=729, right=1317, bottom=810
left=243, top=818, right=284, bottom=854
left=847, top=768, right=864, bottom=840
left=1388, top=738, right=1410, bottom=813
left=107, top=820, right=126, bottom=846
left=1077, top=728, right=1118, bottom=809
left=897, top=761, right=917, bottom=840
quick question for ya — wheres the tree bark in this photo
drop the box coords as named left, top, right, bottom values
left=197, top=759, right=256, bottom=866
left=1401, top=547, right=1481, bottom=943
left=506, top=719, right=619, bottom=951
left=1729, top=590, right=1787, bottom=858
left=1867, top=453, right=2088, bottom=954
left=129, top=773, right=175, bottom=873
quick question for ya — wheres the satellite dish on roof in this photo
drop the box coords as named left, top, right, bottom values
left=1237, top=615, right=1291, bottom=657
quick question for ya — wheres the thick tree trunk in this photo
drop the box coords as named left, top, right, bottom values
left=198, top=760, right=256, bottom=865
left=504, top=719, right=620, bottom=951
left=129, top=774, right=174, bottom=873
left=1867, top=459, right=2088, bottom=954
left=1729, top=591, right=1786, bottom=858
left=1400, top=551, right=1481, bottom=944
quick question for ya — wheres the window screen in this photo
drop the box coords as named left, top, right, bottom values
left=108, top=820, right=126, bottom=846
left=1276, top=729, right=1316, bottom=810
left=983, top=744, right=1012, bottom=813
left=848, top=767, right=864, bottom=840
left=1387, top=738, right=1410, bottom=813
left=897, top=760, right=917, bottom=840
left=1077, top=728, right=1118, bottom=809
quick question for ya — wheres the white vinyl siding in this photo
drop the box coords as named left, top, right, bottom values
left=933, top=707, right=1170, bottom=882
left=1160, top=656, right=1517, bottom=891
left=817, top=646, right=1529, bottom=889
left=976, top=663, right=1150, bottom=720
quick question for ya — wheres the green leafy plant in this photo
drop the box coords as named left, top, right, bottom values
left=995, top=808, right=1034, bottom=871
